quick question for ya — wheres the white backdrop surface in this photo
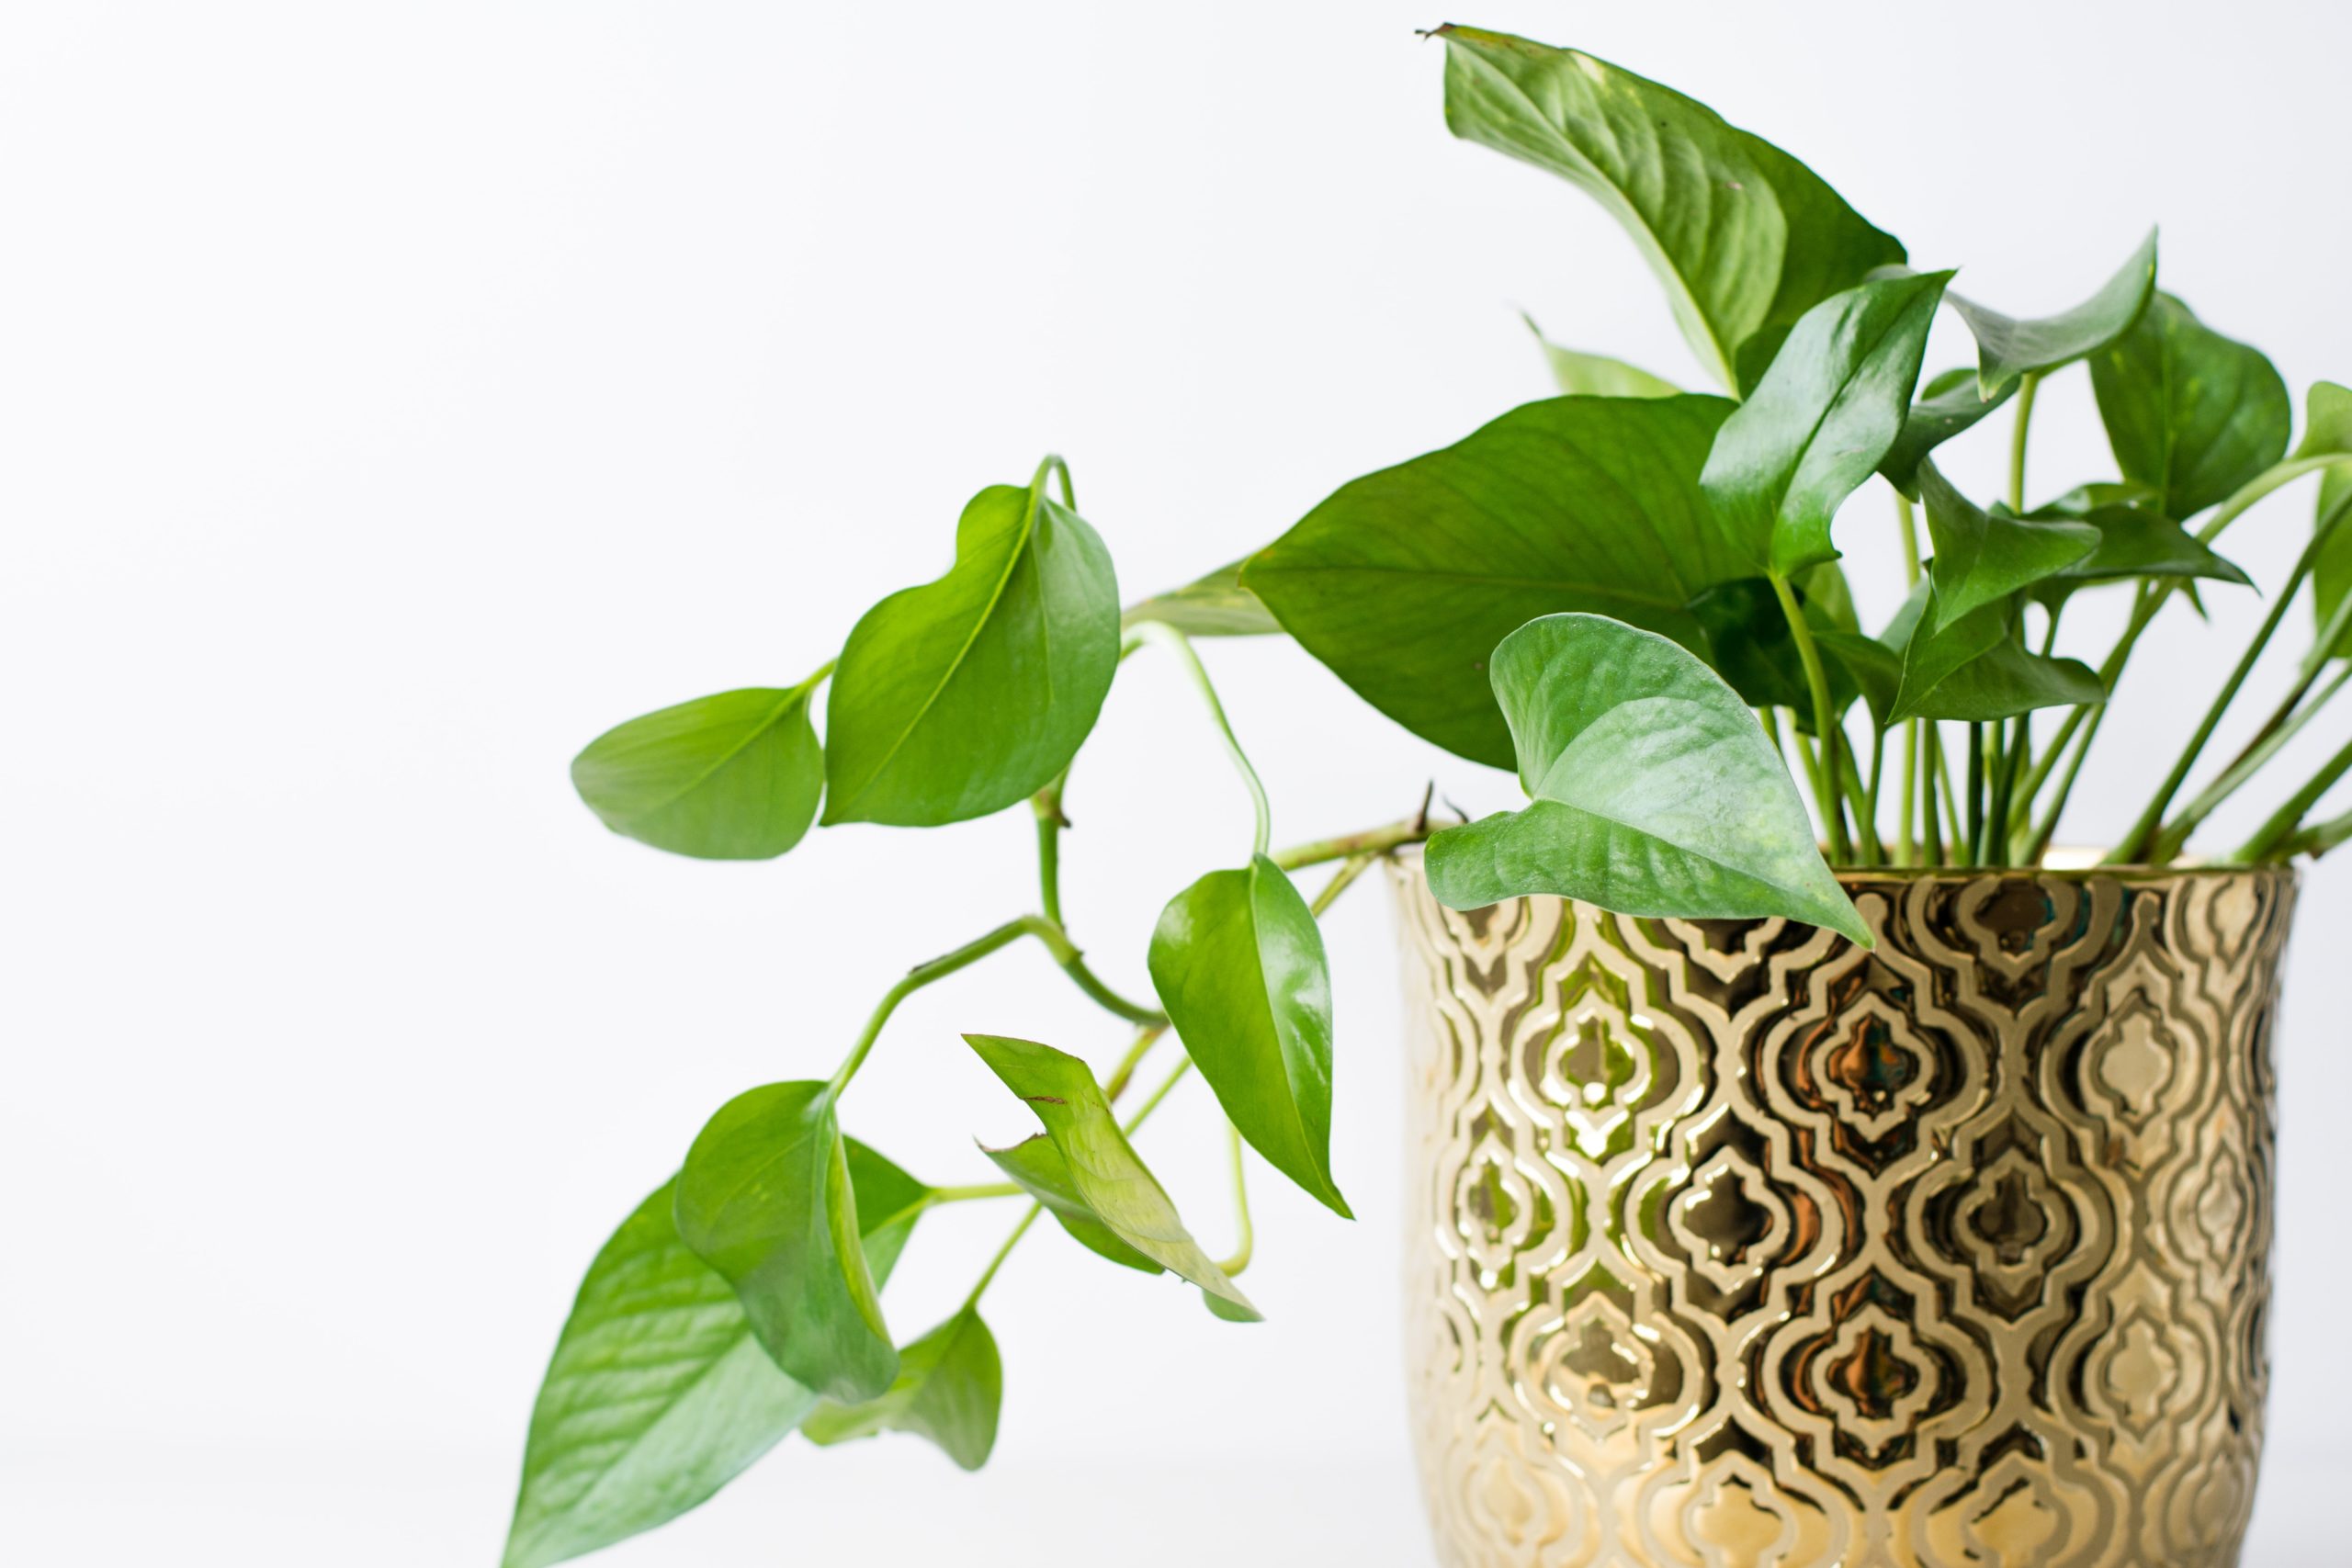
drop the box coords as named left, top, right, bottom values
left=5, top=3, right=2347, bottom=1563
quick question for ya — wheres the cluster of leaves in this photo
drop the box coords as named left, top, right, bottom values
left=506, top=25, right=2352, bottom=1566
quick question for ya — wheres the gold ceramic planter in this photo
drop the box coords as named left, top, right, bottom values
left=1390, top=860, right=2296, bottom=1568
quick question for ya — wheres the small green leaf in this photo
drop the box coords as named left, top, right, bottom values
left=1701, top=272, right=1951, bottom=578
left=1435, top=27, right=1905, bottom=392
left=503, top=1145, right=926, bottom=1568
left=1422, top=614, right=1867, bottom=942
left=979, top=1134, right=1163, bottom=1274
left=1814, top=630, right=1902, bottom=727
left=1884, top=583, right=2105, bottom=723
left=571, top=685, right=824, bottom=861
left=801, top=1308, right=1002, bottom=1472
left=1917, top=462, right=2096, bottom=631
left=673, top=1082, right=897, bottom=1404
left=1148, top=855, right=1349, bottom=1219
left=2092, top=293, right=2291, bottom=520
left=1880, top=367, right=2018, bottom=501
left=823, top=479, right=1119, bottom=827
left=963, top=1033, right=1260, bottom=1320
left=1948, top=229, right=2159, bottom=398
left=2020, top=502, right=2251, bottom=604
left=1244, top=394, right=1745, bottom=768
left=2296, top=382, right=2352, bottom=660
left=1121, top=558, right=1282, bottom=637
left=1521, top=313, right=1680, bottom=398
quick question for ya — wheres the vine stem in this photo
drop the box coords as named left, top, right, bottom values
left=2007, top=371, right=2041, bottom=513
left=1126, top=620, right=1272, bottom=857
left=1309, top=852, right=1376, bottom=917
left=1215, top=1122, right=1253, bottom=1278
left=1275, top=818, right=1430, bottom=871
left=1768, top=572, right=1852, bottom=861
left=2234, top=734, right=2352, bottom=863
left=2155, top=665, right=2352, bottom=860
left=1894, top=490, right=1922, bottom=587
left=932, top=1182, right=1023, bottom=1203
left=1102, top=1020, right=1169, bottom=1102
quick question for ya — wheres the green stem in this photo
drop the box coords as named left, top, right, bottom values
left=1102, top=1020, right=1169, bottom=1103
left=828, top=918, right=1043, bottom=1096
left=2234, top=734, right=2352, bottom=863
left=2277, top=806, right=2352, bottom=861
left=2028, top=714, right=2098, bottom=863
left=1932, top=726, right=1962, bottom=863
left=1126, top=620, right=1272, bottom=858
left=963, top=1205, right=1042, bottom=1311
left=1123, top=1055, right=1193, bottom=1135
left=1995, top=715, right=2029, bottom=859
left=2157, top=664, right=2352, bottom=860
left=1769, top=573, right=1852, bottom=861
left=1862, top=727, right=1887, bottom=868
left=1894, top=491, right=1922, bottom=587
left=932, top=1182, right=1024, bottom=1204
left=1032, top=776, right=1069, bottom=929
left=1309, top=852, right=1376, bottom=917
left=2007, top=371, right=2041, bottom=513
left=1273, top=818, right=1430, bottom=871
left=1031, top=451, right=1077, bottom=511
left=1922, top=723, right=1947, bottom=866
left=1214, top=1122, right=1253, bottom=1278
left=1965, top=725, right=1985, bottom=863
left=1896, top=721, right=1919, bottom=866
left=1831, top=726, right=1877, bottom=864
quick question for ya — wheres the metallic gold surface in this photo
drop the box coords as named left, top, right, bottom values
left=1390, top=862, right=2295, bottom=1568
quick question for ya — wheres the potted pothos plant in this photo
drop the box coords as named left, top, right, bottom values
left=503, top=25, right=2346, bottom=1568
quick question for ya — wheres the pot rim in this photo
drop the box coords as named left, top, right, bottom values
left=1385, top=843, right=2296, bottom=882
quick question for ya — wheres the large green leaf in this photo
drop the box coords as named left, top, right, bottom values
left=1521, top=312, right=1680, bottom=398
left=1243, top=394, right=1744, bottom=767
left=1917, top=461, right=2096, bottom=630
left=963, top=1033, right=1259, bottom=1320
left=673, top=1082, right=897, bottom=1404
left=1947, top=229, right=2158, bottom=398
left=503, top=1145, right=926, bottom=1568
left=1121, top=558, right=1281, bottom=637
left=2299, top=382, right=2352, bottom=660
left=571, top=684, right=823, bottom=861
left=823, top=479, right=1118, bottom=826
left=1435, top=26, right=1905, bottom=393
left=1702, top=272, right=1950, bottom=577
left=801, top=1308, right=1002, bottom=1472
left=1880, top=367, right=2018, bottom=501
left=1422, top=614, right=1866, bottom=940
left=979, top=1134, right=1163, bottom=1273
left=2091, top=292, right=2291, bottom=520
left=1147, top=855, right=1348, bottom=1219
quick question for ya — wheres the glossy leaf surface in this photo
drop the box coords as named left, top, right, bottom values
left=1522, top=313, right=1680, bottom=398
left=1948, top=229, right=2158, bottom=397
left=1148, top=855, right=1348, bottom=1218
left=823, top=481, right=1118, bottom=826
left=1883, top=584, right=2105, bottom=723
left=964, top=1033, right=1259, bottom=1319
left=1245, top=394, right=1743, bottom=767
left=2091, top=293, right=2291, bottom=519
left=1435, top=26, right=1905, bottom=391
left=1917, top=462, right=2096, bottom=630
left=1880, top=367, right=2017, bottom=500
left=571, top=685, right=823, bottom=860
left=2021, top=502, right=2250, bottom=604
left=980, top=1134, right=1163, bottom=1273
left=801, top=1309, right=1002, bottom=1472
left=1423, top=615, right=1866, bottom=940
left=1121, top=558, right=1281, bottom=637
left=1702, top=272, right=1950, bottom=577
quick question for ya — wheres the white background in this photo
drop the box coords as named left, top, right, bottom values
left=6, top=3, right=2348, bottom=1563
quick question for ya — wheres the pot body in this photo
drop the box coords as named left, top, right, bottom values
left=1391, top=863, right=2295, bottom=1568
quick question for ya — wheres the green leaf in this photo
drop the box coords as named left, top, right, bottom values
left=571, top=685, right=824, bottom=861
left=1684, top=571, right=1858, bottom=724
left=1521, top=312, right=1680, bottom=398
left=2297, top=382, right=2352, bottom=660
left=822, top=479, right=1119, bottom=827
left=1422, top=614, right=1867, bottom=942
left=1435, top=26, right=1905, bottom=393
left=1880, top=367, right=2018, bottom=501
left=2092, top=292, right=2291, bottom=519
left=673, top=1082, right=897, bottom=1404
left=979, top=1134, right=1164, bottom=1274
left=1121, top=558, right=1281, bottom=637
left=1883, top=584, right=2105, bottom=723
left=1814, top=631, right=1902, bottom=727
left=963, top=1033, right=1260, bottom=1320
left=801, top=1308, right=1002, bottom=1472
left=1244, top=394, right=1745, bottom=768
left=1147, top=855, right=1349, bottom=1219
left=1917, top=461, right=2096, bottom=631
left=1702, top=271, right=1949, bottom=577
left=1947, top=228, right=2159, bottom=398
left=503, top=1145, right=926, bottom=1568
left=2020, top=502, right=2251, bottom=604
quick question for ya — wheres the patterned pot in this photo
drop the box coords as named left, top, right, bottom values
left=1390, top=858, right=2296, bottom=1568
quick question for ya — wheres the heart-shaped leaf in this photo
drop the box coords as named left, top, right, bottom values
left=673, top=1082, right=897, bottom=1404
left=1948, top=229, right=2159, bottom=398
left=1148, top=855, right=1348, bottom=1219
left=963, top=1033, right=1259, bottom=1320
left=1702, top=271, right=1951, bottom=577
left=2092, top=292, right=2291, bottom=520
left=1917, top=462, right=2097, bottom=630
left=801, top=1308, right=1002, bottom=1472
left=1422, top=614, right=1867, bottom=942
left=1434, top=27, right=1905, bottom=393
left=979, top=1134, right=1162, bottom=1274
left=1121, top=558, right=1281, bottom=638
left=1880, top=367, right=2018, bottom=500
left=1244, top=394, right=1746, bottom=768
left=571, top=684, right=824, bottom=860
left=823, top=479, right=1118, bottom=826
left=1521, top=312, right=1680, bottom=398
left=1883, top=583, right=2106, bottom=723
left=503, top=1145, right=926, bottom=1568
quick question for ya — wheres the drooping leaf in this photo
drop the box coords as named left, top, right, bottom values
left=1435, top=26, right=1905, bottom=393
left=1702, top=272, right=1951, bottom=577
left=1684, top=571, right=1858, bottom=725
left=2020, top=502, right=2251, bottom=604
left=801, top=1309, right=1002, bottom=1472
left=673, top=1082, right=897, bottom=1404
left=1121, top=558, right=1282, bottom=637
left=1917, top=461, right=2096, bottom=630
left=1947, top=229, right=2159, bottom=398
left=1883, top=583, right=2105, bottom=723
left=1880, top=367, right=2018, bottom=500
left=979, top=1134, right=1163, bottom=1274
left=2091, top=292, right=2291, bottom=519
left=1422, top=614, right=1867, bottom=941
left=571, top=685, right=824, bottom=861
left=823, top=479, right=1119, bottom=827
left=1148, top=855, right=1348, bottom=1219
left=1243, top=394, right=1745, bottom=768
left=503, top=1145, right=926, bottom=1568
left=2297, top=382, right=2352, bottom=660
left=1521, top=312, right=1680, bottom=398
left=963, top=1033, right=1259, bottom=1320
